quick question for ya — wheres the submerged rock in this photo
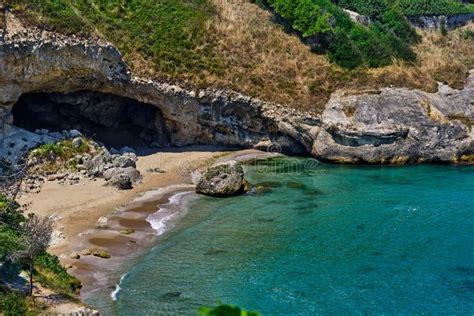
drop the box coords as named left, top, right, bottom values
left=196, top=161, right=249, bottom=197
left=82, top=248, right=111, bottom=259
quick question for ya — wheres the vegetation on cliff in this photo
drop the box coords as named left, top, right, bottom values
left=0, top=194, right=81, bottom=314
left=3, top=0, right=474, bottom=113
left=265, top=0, right=419, bottom=68
left=339, top=0, right=474, bottom=16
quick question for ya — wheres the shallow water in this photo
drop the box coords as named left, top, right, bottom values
left=87, top=158, right=474, bottom=315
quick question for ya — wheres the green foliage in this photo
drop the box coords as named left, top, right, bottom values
left=8, top=0, right=221, bottom=78
left=269, top=0, right=331, bottom=36
left=198, top=304, right=261, bottom=316
left=338, top=0, right=474, bottom=16
left=0, top=194, right=25, bottom=229
left=0, top=226, right=20, bottom=263
left=6, top=0, right=90, bottom=35
left=32, top=140, right=88, bottom=160
left=30, top=139, right=90, bottom=172
left=267, top=0, right=418, bottom=68
left=440, top=17, right=448, bottom=36
left=34, top=253, right=82, bottom=295
left=462, top=28, right=474, bottom=40
left=339, top=0, right=389, bottom=19
left=395, top=0, right=474, bottom=16
left=31, top=143, right=64, bottom=159
left=381, top=9, right=420, bottom=43
left=0, top=194, right=24, bottom=278
left=328, top=30, right=363, bottom=69
left=0, top=291, right=28, bottom=316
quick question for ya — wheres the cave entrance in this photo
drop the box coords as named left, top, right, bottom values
left=11, top=91, right=170, bottom=149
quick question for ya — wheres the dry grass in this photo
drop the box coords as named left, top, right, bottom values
left=200, top=0, right=347, bottom=113
left=368, top=24, right=474, bottom=91
left=170, top=1, right=474, bottom=114
left=9, top=1, right=473, bottom=114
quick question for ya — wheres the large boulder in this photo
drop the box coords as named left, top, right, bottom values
left=103, top=167, right=141, bottom=183
left=196, top=161, right=248, bottom=197
left=108, top=173, right=133, bottom=190
left=112, top=155, right=136, bottom=168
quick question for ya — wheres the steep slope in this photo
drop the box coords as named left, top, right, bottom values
left=0, top=10, right=472, bottom=165
left=3, top=0, right=474, bottom=113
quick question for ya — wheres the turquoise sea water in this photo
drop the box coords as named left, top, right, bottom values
left=89, top=158, right=474, bottom=315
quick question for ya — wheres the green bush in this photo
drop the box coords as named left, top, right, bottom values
left=198, top=304, right=261, bottom=316
left=34, top=253, right=82, bottom=295
left=462, top=28, right=474, bottom=40
left=328, top=29, right=363, bottom=68
left=0, top=291, right=28, bottom=316
left=396, top=0, right=474, bottom=16
left=338, top=0, right=389, bottom=19
left=269, top=0, right=331, bottom=36
left=339, top=0, right=474, bottom=16
left=268, top=0, right=419, bottom=68
left=0, top=194, right=25, bottom=229
left=382, top=9, right=420, bottom=44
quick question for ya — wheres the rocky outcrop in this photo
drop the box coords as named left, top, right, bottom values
left=195, top=161, right=248, bottom=197
left=313, top=78, right=474, bottom=164
left=407, top=13, right=474, bottom=31
left=0, top=10, right=473, bottom=165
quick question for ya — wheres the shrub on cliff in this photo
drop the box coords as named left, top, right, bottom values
left=339, top=0, right=474, bottom=16
left=0, top=291, right=28, bottom=316
left=396, top=0, right=474, bottom=16
left=269, top=0, right=331, bottom=36
left=266, top=0, right=418, bottom=68
left=34, top=253, right=82, bottom=295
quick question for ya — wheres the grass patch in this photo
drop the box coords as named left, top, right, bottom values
left=3, top=1, right=473, bottom=115
left=7, top=0, right=222, bottom=81
left=34, top=253, right=82, bottom=296
left=29, top=139, right=90, bottom=173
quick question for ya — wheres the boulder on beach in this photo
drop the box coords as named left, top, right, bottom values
left=196, top=161, right=249, bottom=197
left=108, top=173, right=133, bottom=190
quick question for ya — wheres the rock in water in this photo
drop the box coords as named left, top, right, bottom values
left=196, top=161, right=248, bottom=197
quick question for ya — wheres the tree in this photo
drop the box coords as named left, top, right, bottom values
left=17, top=214, right=53, bottom=296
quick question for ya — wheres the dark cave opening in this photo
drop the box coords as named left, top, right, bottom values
left=11, top=91, right=170, bottom=148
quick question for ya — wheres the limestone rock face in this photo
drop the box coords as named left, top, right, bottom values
left=313, top=77, right=474, bottom=164
left=0, top=10, right=473, bottom=165
left=196, top=161, right=247, bottom=197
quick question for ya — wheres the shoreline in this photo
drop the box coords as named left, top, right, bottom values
left=19, top=146, right=277, bottom=312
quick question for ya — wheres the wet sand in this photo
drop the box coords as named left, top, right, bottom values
left=20, top=147, right=277, bottom=298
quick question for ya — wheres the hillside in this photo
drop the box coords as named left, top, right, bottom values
left=3, top=0, right=474, bottom=114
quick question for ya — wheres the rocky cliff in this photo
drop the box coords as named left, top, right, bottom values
left=1, top=11, right=473, bottom=165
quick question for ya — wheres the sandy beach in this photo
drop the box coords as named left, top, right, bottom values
left=18, top=146, right=273, bottom=311
left=20, top=146, right=228, bottom=255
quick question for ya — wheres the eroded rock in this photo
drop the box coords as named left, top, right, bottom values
left=196, top=161, right=248, bottom=197
left=108, top=173, right=133, bottom=190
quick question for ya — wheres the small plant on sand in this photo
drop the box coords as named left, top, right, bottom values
left=29, top=139, right=91, bottom=173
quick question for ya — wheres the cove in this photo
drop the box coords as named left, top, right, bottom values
left=87, top=158, right=474, bottom=315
